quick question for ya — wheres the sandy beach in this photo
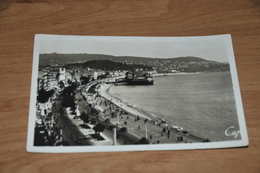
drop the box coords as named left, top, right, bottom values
left=98, top=83, right=153, bottom=121
left=80, top=82, right=208, bottom=144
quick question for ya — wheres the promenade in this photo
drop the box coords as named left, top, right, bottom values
left=50, top=81, right=208, bottom=146
left=74, top=89, right=128, bottom=145
left=82, top=83, right=205, bottom=145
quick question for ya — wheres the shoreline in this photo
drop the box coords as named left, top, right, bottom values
left=98, top=83, right=153, bottom=121
left=98, top=84, right=210, bottom=142
left=152, top=72, right=201, bottom=77
left=98, top=83, right=186, bottom=130
left=83, top=81, right=210, bottom=143
left=152, top=71, right=229, bottom=77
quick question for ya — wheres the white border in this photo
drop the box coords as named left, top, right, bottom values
left=27, top=34, right=248, bottom=153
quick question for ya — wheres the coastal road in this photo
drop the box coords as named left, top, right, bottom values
left=53, top=95, right=92, bottom=146
left=74, top=90, right=136, bottom=145
left=52, top=83, right=202, bottom=147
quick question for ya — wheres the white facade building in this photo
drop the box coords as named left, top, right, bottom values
left=58, top=67, right=66, bottom=82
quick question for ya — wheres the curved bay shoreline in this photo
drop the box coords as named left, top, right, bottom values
left=99, top=83, right=154, bottom=121
left=82, top=81, right=210, bottom=143
left=98, top=83, right=185, bottom=131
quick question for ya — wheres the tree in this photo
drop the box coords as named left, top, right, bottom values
left=93, top=123, right=105, bottom=138
left=58, top=81, right=65, bottom=89
left=80, top=76, right=91, bottom=85
left=61, top=95, right=75, bottom=108
left=80, top=111, right=89, bottom=124
left=37, top=89, right=55, bottom=103
left=61, top=85, right=77, bottom=113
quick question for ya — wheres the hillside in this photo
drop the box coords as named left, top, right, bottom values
left=40, top=53, right=208, bottom=65
left=39, top=53, right=229, bottom=73
left=67, top=60, right=153, bottom=71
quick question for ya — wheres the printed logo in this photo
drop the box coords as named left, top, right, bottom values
left=225, top=126, right=240, bottom=139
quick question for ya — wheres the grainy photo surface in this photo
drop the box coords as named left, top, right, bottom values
left=27, top=34, right=248, bottom=153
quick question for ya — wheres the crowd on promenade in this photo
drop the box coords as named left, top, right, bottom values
left=81, top=82, right=204, bottom=144
left=34, top=78, right=209, bottom=146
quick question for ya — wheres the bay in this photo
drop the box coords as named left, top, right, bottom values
left=109, top=72, right=240, bottom=141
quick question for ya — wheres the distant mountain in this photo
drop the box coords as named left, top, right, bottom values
left=40, top=53, right=210, bottom=65
left=39, top=53, right=229, bottom=73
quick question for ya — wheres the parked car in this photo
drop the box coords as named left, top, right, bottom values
left=136, top=137, right=149, bottom=144
left=120, top=127, right=127, bottom=132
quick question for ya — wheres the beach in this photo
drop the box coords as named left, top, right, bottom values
left=65, top=72, right=239, bottom=145
left=82, top=82, right=209, bottom=144
left=95, top=72, right=240, bottom=143
left=98, top=83, right=153, bottom=121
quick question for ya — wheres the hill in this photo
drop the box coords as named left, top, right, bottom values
left=39, top=53, right=208, bottom=66
left=67, top=60, right=153, bottom=71
left=39, top=53, right=229, bottom=73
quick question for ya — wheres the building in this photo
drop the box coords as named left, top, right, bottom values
left=58, top=67, right=66, bottom=82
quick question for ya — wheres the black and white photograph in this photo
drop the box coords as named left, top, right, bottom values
left=27, top=34, right=248, bottom=153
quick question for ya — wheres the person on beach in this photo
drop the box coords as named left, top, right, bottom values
left=162, top=128, right=166, bottom=133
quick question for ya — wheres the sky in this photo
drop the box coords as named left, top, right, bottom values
left=38, top=34, right=234, bottom=63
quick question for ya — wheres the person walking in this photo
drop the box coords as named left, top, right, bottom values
left=167, top=130, right=170, bottom=139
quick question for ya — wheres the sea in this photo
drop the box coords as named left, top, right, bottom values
left=109, top=72, right=241, bottom=142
